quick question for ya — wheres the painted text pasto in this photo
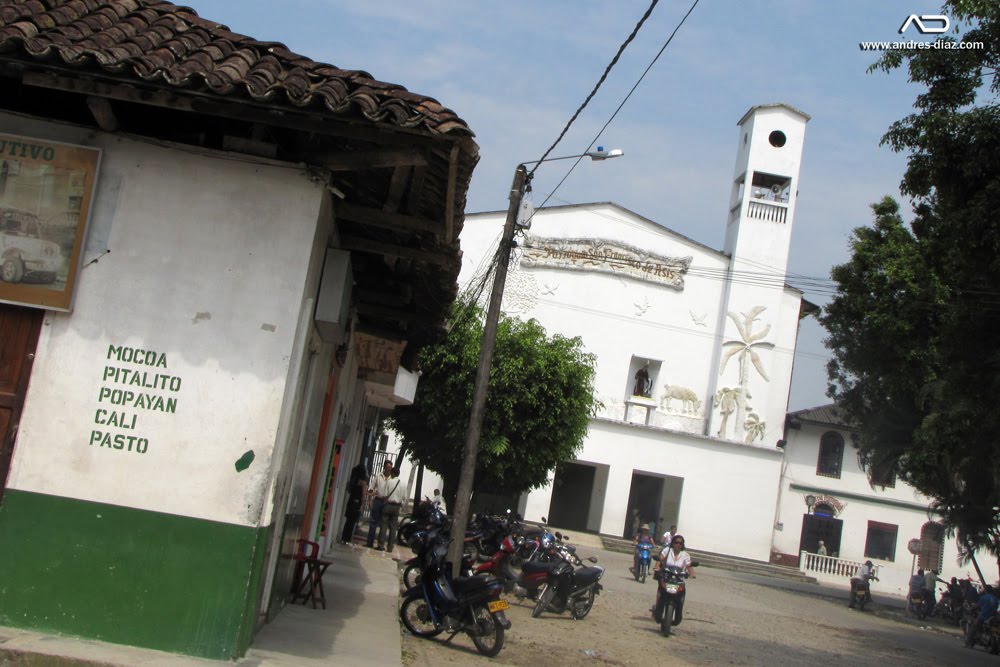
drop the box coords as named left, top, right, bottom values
left=90, top=344, right=182, bottom=453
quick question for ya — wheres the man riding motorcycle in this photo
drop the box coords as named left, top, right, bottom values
left=848, top=560, right=876, bottom=609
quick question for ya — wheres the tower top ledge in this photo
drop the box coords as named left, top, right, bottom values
left=737, top=103, right=811, bottom=127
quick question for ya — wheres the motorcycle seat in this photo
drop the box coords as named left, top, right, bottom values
left=521, top=560, right=563, bottom=574
left=453, top=574, right=500, bottom=594
left=574, top=566, right=604, bottom=585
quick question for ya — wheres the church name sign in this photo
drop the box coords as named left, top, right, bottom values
left=521, top=236, right=691, bottom=289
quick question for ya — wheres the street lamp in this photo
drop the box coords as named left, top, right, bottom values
left=447, top=148, right=623, bottom=575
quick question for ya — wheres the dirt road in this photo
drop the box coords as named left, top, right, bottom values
left=400, top=545, right=991, bottom=666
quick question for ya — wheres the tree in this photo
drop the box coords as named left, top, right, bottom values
left=823, top=2, right=1000, bottom=578
left=388, top=303, right=599, bottom=506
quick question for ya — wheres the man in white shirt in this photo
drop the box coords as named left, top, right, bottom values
left=366, top=460, right=394, bottom=548
left=432, top=488, right=448, bottom=515
left=661, top=524, right=677, bottom=547
left=377, top=467, right=406, bottom=552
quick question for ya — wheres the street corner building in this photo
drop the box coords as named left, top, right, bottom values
left=457, top=103, right=814, bottom=562
left=0, top=0, right=477, bottom=660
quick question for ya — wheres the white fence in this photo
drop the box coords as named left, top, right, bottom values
left=800, top=551, right=881, bottom=584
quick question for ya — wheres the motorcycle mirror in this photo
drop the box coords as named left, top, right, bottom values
left=541, top=517, right=547, bottom=524
left=555, top=531, right=562, bottom=539
left=588, top=557, right=599, bottom=563
left=691, top=561, right=700, bottom=567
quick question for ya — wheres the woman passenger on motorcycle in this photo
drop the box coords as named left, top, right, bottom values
left=630, top=524, right=657, bottom=575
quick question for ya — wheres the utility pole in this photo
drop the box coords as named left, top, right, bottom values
left=447, top=165, right=529, bottom=576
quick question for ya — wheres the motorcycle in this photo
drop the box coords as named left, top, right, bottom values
left=933, top=589, right=962, bottom=626
left=634, top=542, right=653, bottom=583
left=529, top=543, right=604, bottom=620
left=849, top=575, right=878, bottom=611
left=964, top=612, right=1000, bottom=654
left=398, top=527, right=511, bottom=657
left=907, top=588, right=927, bottom=619
left=652, top=562, right=697, bottom=637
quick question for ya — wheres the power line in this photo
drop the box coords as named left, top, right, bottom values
left=529, top=0, right=663, bottom=177
left=532, top=0, right=703, bottom=214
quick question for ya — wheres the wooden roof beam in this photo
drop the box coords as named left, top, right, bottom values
left=340, top=235, right=455, bottom=266
left=337, top=201, right=441, bottom=235
left=319, top=149, right=426, bottom=172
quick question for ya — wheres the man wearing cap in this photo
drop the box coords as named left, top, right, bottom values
left=849, top=560, right=876, bottom=608
left=376, top=465, right=407, bottom=552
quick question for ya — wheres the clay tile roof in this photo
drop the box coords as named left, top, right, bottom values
left=0, top=0, right=473, bottom=137
left=788, top=404, right=854, bottom=429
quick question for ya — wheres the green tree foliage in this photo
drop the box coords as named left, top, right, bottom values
left=388, top=303, right=599, bottom=505
left=823, top=2, right=1000, bottom=570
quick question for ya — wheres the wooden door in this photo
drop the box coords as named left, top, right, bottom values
left=0, top=303, right=43, bottom=501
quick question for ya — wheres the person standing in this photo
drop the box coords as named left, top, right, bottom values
left=431, top=488, right=448, bottom=515
left=378, top=468, right=406, bottom=552
left=628, top=507, right=640, bottom=539
left=924, top=569, right=945, bottom=614
left=367, top=460, right=393, bottom=548
left=817, top=540, right=828, bottom=556
left=662, top=524, right=677, bottom=547
left=341, top=463, right=368, bottom=544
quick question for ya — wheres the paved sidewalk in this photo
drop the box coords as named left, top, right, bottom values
left=0, top=542, right=402, bottom=666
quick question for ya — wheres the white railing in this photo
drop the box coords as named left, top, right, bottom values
left=800, top=551, right=881, bottom=580
left=747, top=199, right=787, bottom=223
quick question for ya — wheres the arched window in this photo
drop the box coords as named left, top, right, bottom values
left=919, top=521, right=945, bottom=573
left=816, top=431, right=844, bottom=478
left=813, top=502, right=835, bottom=517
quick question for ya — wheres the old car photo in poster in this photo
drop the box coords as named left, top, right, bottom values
left=0, top=133, right=101, bottom=311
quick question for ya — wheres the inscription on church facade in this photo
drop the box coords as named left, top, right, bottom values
left=521, top=236, right=691, bottom=289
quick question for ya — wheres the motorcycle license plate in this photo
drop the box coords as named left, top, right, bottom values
left=488, top=599, right=509, bottom=612
left=664, top=584, right=680, bottom=594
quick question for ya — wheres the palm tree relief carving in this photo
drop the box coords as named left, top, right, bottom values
left=719, top=306, right=774, bottom=440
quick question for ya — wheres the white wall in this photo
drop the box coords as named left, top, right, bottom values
left=774, top=420, right=990, bottom=594
left=5, top=113, right=324, bottom=529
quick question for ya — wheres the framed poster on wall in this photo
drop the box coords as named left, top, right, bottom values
left=0, top=134, right=101, bottom=311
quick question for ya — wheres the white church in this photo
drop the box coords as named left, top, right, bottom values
left=386, top=103, right=993, bottom=590
left=410, top=103, right=813, bottom=563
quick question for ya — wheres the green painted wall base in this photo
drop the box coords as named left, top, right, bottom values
left=0, top=489, right=270, bottom=660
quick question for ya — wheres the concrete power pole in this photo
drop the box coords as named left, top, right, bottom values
left=447, top=165, right=529, bottom=576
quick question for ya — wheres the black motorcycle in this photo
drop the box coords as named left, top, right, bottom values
left=398, top=528, right=511, bottom=657
left=529, top=543, right=604, bottom=620
left=653, top=563, right=697, bottom=637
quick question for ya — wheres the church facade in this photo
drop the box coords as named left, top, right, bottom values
left=454, top=104, right=813, bottom=561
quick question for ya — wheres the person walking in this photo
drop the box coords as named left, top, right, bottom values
left=923, top=569, right=945, bottom=614
left=367, top=460, right=393, bottom=548
left=340, top=463, right=368, bottom=544
left=377, top=468, right=406, bottom=552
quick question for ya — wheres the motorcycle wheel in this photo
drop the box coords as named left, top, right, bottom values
left=399, top=595, right=443, bottom=638
left=661, top=602, right=674, bottom=637
left=532, top=584, right=556, bottom=619
left=640, top=562, right=647, bottom=584
left=402, top=563, right=422, bottom=589
left=463, top=541, right=481, bottom=564
left=858, top=596, right=867, bottom=612
left=915, top=603, right=925, bottom=619
left=571, top=586, right=596, bottom=620
left=468, top=604, right=505, bottom=657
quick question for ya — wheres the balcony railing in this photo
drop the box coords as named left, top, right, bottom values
left=747, top=199, right=787, bottom=224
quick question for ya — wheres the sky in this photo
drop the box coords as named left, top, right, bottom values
left=188, top=0, right=945, bottom=411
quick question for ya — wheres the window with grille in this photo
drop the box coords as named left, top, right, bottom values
left=816, top=431, right=844, bottom=478
left=864, top=521, right=898, bottom=562
left=919, top=522, right=945, bottom=572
